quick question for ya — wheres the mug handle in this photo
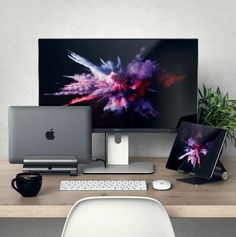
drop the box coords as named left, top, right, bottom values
left=11, top=178, right=20, bottom=193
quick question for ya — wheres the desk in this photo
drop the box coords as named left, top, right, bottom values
left=0, top=157, right=236, bottom=218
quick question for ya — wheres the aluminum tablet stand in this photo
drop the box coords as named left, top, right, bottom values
left=176, top=160, right=229, bottom=185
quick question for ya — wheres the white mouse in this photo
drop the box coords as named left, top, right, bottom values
left=152, top=180, right=171, bottom=191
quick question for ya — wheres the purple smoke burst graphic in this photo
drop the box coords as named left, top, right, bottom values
left=178, top=133, right=212, bottom=168
left=47, top=47, right=184, bottom=118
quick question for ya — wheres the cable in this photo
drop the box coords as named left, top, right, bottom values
left=91, top=133, right=107, bottom=168
left=94, top=158, right=106, bottom=168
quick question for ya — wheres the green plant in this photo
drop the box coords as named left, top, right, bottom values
left=198, top=84, right=236, bottom=146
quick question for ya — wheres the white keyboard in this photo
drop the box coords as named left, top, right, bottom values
left=59, top=180, right=147, bottom=191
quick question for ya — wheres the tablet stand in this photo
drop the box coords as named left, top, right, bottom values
left=176, top=160, right=229, bottom=185
left=23, top=155, right=78, bottom=176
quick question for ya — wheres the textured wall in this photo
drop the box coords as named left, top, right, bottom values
left=0, top=0, right=236, bottom=158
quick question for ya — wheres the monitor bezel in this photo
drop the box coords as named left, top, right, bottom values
left=92, top=128, right=177, bottom=133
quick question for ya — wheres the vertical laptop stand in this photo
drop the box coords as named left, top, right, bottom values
left=23, top=155, right=78, bottom=176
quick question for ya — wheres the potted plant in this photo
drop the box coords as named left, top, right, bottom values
left=198, top=84, right=236, bottom=146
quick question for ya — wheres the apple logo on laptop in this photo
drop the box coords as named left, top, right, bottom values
left=45, top=128, right=55, bottom=140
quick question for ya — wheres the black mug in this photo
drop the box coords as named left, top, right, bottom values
left=11, top=173, right=42, bottom=197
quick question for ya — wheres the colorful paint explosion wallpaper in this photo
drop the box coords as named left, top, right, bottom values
left=39, top=39, right=198, bottom=129
left=166, top=122, right=227, bottom=178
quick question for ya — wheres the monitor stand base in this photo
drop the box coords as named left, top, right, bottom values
left=83, top=161, right=154, bottom=174
left=84, top=133, right=154, bottom=174
left=23, top=155, right=78, bottom=176
left=176, top=160, right=229, bottom=185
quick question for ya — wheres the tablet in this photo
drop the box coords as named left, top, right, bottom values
left=166, top=122, right=227, bottom=179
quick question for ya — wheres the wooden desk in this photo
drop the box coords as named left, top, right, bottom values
left=0, top=157, right=236, bottom=218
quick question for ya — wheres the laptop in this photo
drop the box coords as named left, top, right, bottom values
left=8, top=106, right=92, bottom=167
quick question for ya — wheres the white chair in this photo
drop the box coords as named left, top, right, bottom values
left=61, top=196, right=175, bottom=237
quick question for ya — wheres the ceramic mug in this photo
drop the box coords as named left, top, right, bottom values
left=11, top=173, right=42, bottom=197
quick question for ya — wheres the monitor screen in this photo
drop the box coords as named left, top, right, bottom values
left=39, top=39, right=198, bottom=132
left=166, top=122, right=227, bottom=179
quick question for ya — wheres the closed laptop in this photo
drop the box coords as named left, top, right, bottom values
left=8, top=106, right=92, bottom=164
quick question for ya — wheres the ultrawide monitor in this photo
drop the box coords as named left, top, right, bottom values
left=39, top=39, right=198, bottom=132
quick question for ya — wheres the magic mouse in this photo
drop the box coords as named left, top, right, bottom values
left=152, top=180, right=171, bottom=191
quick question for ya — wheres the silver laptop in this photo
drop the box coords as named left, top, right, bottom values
left=8, top=106, right=91, bottom=175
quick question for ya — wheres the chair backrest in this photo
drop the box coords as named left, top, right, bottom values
left=61, top=196, right=175, bottom=237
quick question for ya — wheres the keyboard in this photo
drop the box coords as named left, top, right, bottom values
left=59, top=180, right=147, bottom=191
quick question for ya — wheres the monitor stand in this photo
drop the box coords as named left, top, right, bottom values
left=83, top=133, right=154, bottom=174
left=176, top=160, right=229, bottom=185
left=23, top=155, right=78, bottom=176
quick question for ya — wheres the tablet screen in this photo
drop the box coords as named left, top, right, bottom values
left=166, top=122, right=227, bottom=179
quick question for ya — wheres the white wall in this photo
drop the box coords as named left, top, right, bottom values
left=1, top=0, right=236, bottom=158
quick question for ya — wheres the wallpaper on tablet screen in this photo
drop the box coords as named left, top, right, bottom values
left=177, top=127, right=212, bottom=168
